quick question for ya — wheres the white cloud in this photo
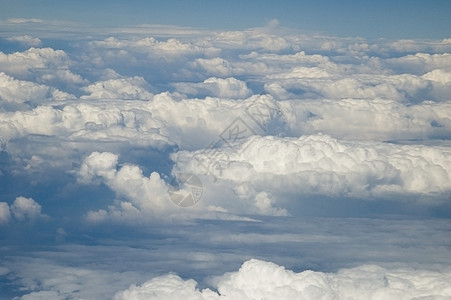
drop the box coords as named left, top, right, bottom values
left=423, top=69, right=451, bottom=84
left=174, top=134, right=451, bottom=199
left=2, top=21, right=451, bottom=300
left=87, top=36, right=220, bottom=65
left=10, top=196, right=45, bottom=221
left=6, top=35, right=42, bottom=46
left=81, top=76, right=153, bottom=100
left=79, top=152, right=174, bottom=221
left=0, top=72, right=75, bottom=106
left=253, top=191, right=288, bottom=216
left=204, top=28, right=291, bottom=52
left=0, top=202, right=11, bottom=223
left=174, top=77, right=252, bottom=98
left=0, top=47, right=70, bottom=78
left=279, top=98, right=451, bottom=141
left=114, top=259, right=451, bottom=299
left=40, top=69, right=87, bottom=86
left=78, top=151, right=119, bottom=183
left=386, top=53, right=451, bottom=74
left=113, top=274, right=218, bottom=300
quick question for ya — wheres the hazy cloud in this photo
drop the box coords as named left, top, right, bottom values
left=5, top=35, right=42, bottom=47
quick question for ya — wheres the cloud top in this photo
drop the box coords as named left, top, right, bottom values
left=114, top=259, right=451, bottom=300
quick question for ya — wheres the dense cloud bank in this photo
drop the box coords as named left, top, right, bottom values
left=114, top=259, right=451, bottom=300
left=1, top=19, right=451, bottom=299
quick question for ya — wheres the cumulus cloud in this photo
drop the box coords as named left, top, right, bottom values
left=282, top=98, right=451, bottom=140
left=204, top=26, right=291, bottom=52
left=0, top=202, right=11, bottom=223
left=0, top=197, right=46, bottom=222
left=78, top=152, right=173, bottom=222
left=386, top=53, right=451, bottom=74
left=90, top=36, right=219, bottom=58
left=114, top=259, right=451, bottom=299
left=81, top=76, right=153, bottom=100
left=0, top=72, right=75, bottom=107
left=174, top=134, right=451, bottom=199
left=253, top=191, right=288, bottom=216
left=174, top=77, right=252, bottom=98
left=0, top=47, right=70, bottom=78
left=2, top=21, right=451, bottom=299
left=10, top=196, right=46, bottom=221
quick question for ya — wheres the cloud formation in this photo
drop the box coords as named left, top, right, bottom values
left=0, top=47, right=71, bottom=78
left=175, top=134, right=451, bottom=199
left=1, top=19, right=451, bottom=299
left=78, top=151, right=173, bottom=222
left=5, top=35, right=42, bottom=46
left=81, top=77, right=153, bottom=100
left=0, top=196, right=46, bottom=223
left=114, top=259, right=451, bottom=299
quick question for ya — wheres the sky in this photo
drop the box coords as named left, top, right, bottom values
left=1, top=0, right=451, bottom=38
left=1, top=1, right=451, bottom=299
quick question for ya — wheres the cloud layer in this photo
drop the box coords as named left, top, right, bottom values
left=114, top=259, right=451, bottom=300
left=1, top=19, right=450, bottom=300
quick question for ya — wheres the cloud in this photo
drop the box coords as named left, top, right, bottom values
left=0, top=197, right=46, bottom=223
left=10, top=196, right=46, bottom=221
left=174, top=134, right=451, bottom=200
left=174, top=77, right=252, bottom=98
left=0, top=202, right=11, bottom=223
left=6, top=18, right=44, bottom=24
left=90, top=36, right=219, bottom=58
left=113, top=274, right=218, bottom=300
left=5, top=35, right=42, bottom=47
left=2, top=255, right=147, bottom=300
left=204, top=27, right=291, bottom=52
left=78, top=152, right=174, bottom=222
left=0, top=72, right=75, bottom=107
left=253, top=191, right=288, bottom=216
left=1, top=21, right=451, bottom=299
left=0, top=97, right=171, bottom=147
left=282, top=98, right=451, bottom=140
left=386, top=53, right=451, bottom=75
left=114, top=259, right=451, bottom=299
left=0, top=47, right=71, bottom=78
left=423, top=69, right=451, bottom=84
left=80, top=76, right=153, bottom=100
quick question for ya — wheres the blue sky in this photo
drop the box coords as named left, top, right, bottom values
left=1, top=0, right=451, bottom=38
left=1, top=1, right=451, bottom=299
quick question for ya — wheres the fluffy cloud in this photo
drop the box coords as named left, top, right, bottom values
left=81, top=76, right=153, bottom=100
left=174, top=134, right=451, bottom=199
left=0, top=72, right=75, bottom=107
left=79, top=152, right=174, bottom=222
left=90, top=36, right=219, bottom=58
left=113, top=274, right=218, bottom=300
left=174, top=77, right=252, bottom=98
left=10, top=196, right=45, bottom=221
left=0, top=202, right=11, bottom=223
left=203, top=26, right=291, bottom=52
left=0, top=197, right=46, bottom=222
left=114, top=259, right=451, bottom=299
left=0, top=47, right=70, bottom=78
left=282, top=98, right=451, bottom=140
left=386, top=53, right=451, bottom=74
left=2, top=21, right=451, bottom=299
